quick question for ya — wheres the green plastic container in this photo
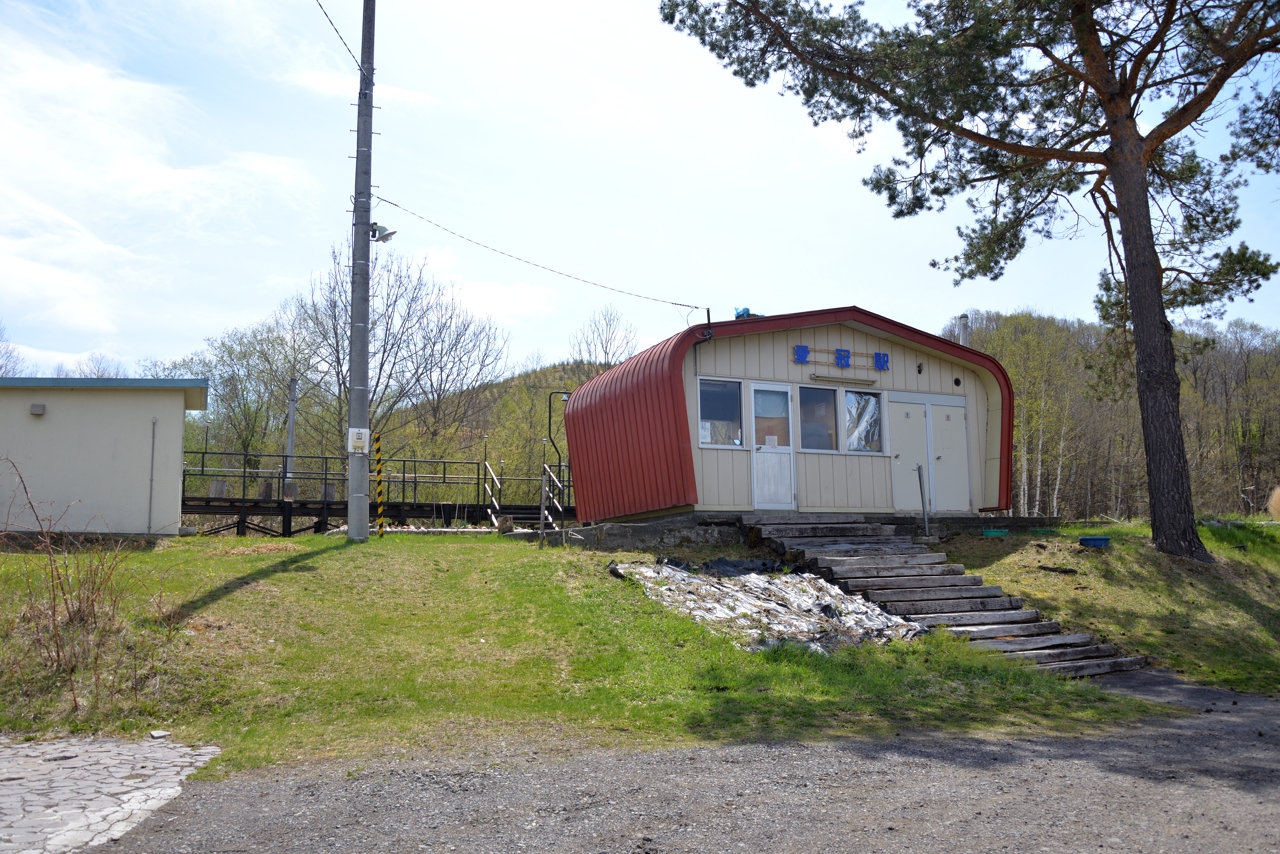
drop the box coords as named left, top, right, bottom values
left=981, top=529, right=1009, bottom=537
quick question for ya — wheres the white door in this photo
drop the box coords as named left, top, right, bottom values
left=750, top=383, right=795, bottom=510
left=890, top=401, right=929, bottom=512
left=931, top=405, right=971, bottom=512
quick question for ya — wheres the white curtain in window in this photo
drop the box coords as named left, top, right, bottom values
left=846, top=391, right=882, bottom=452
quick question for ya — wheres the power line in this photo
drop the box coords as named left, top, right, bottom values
left=312, top=0, right=362, bottom=73
left=373, top=196, right=707, bottom=311
left=309, top=1, right=704, bottom=313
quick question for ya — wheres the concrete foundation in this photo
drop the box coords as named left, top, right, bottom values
left=506, top=512, right=1061, bottom=551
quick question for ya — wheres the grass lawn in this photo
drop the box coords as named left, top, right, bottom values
left=946, top=522, right=1280, bottom=694
left=1, top=534, right=1158, bottom=772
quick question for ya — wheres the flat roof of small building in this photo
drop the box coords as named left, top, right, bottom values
left=0, top=377, right=209, bottom=410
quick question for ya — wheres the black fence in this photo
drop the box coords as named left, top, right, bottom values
left=181, top=450, right=573, bottom=535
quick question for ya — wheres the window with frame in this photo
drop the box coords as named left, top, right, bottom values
left=845, top=390, right=883, bottom=453
left=698, top=379, right=743, bottom=446
left=799, top=386, right=837, bottom=451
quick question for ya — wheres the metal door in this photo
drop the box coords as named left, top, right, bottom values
left=750, top=383, right=795, bottom=510
left=889, top=401, right=929, bottom=512
left=930, top=405, right=971, bottom=511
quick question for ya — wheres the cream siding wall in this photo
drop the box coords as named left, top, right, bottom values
left=1, top=389, right=188, bottom=534
left=685, top=322, right=997, bottom=513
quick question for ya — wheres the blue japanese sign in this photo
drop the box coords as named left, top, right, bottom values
left=793, top=345, right=810, bottom=365
left=834, top=348, right=851, bottom=369
left=874, top=352, right=890, bottom=371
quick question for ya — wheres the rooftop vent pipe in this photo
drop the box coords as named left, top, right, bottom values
left=958, top=313, right=970, bottom=348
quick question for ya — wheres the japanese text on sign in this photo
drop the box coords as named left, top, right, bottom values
left=794, top=344, right=890, bottom=371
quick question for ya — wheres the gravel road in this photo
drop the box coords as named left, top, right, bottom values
left=114, top=670, right=1279, bottom=854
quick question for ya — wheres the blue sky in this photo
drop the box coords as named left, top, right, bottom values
left=2, top=0, right=1277, bottom=373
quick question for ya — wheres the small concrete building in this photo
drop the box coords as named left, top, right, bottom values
left=565, top=306, right=1012, bottom=523
left=1, top=378, right=209, bottom=535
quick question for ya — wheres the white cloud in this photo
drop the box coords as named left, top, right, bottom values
left=12, top=343, right=120, bottom=373
left=452, top=280, right=557, bottom=327
left=0, top=22, right=326, bottom=356
left=279, top=69, right=439, bottom=106
left=0, top=0, right=1275, bottom=376
left=421, top=244, right=459, bottom=273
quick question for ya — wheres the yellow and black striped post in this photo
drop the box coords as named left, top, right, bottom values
left=374, top=431, right=386, bottom=538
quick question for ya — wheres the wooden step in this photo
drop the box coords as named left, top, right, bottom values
left=1038, top=656, right=1146, bottom=677
left=819, top=553, right=948, bottom=567
left=826, top=564, right=965, bottom=579
left=913, top=609, right=1041, bottom=628
left=1005, top=644, right=1118, bottom=664
left=947, top=621, right=1061, bottom=639
left=741, top=513, right=866, bottom=525
left=803, top=545, right=926, bottom=558
left=841, top=574, right=981, bottom=590
left=757, top=524, right=896, bottom=538
left=790, top=542, right=931, bottom=554
left=867, top=585, right=1004, bottom=602
left=970, top=632, right=1094, bottom=651
left=779, top=536, right=916, bottom=547
left=883, top=596, right=1020, bottom=616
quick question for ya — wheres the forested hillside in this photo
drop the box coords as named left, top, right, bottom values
left=943, top=311, right=1280, bottom=519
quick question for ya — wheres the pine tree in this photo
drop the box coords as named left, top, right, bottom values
left=661, top=0, right=1280, bottom=559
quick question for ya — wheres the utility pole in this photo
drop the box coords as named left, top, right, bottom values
left=347, top=0, right=376, bottom=542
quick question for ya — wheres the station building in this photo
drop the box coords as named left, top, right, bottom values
left=0, top=378, right=209, bottom=535
left=564, top=306, right=1012, bottom=523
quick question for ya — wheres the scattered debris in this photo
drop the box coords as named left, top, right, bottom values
left=149, top=731, right=170, bottom=740
left=324, top=524, right=501, bottom=536
left=655, top=556, right=788, bottom=577
left=608, top=561, right=922, bottom=653
left=1038, top=565, right=1079, bottom=575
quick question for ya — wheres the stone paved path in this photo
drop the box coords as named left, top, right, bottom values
left=0, top=736, right=219, bottom=854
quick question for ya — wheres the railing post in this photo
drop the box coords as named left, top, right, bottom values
left=916, top=464, right=930, bottom=537
left=374, top=432, right=385, bottom=537
left=538, top=473, right=547, bottom=549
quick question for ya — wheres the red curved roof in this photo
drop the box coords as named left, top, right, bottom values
left=565, top=305, right=1013, bottom=522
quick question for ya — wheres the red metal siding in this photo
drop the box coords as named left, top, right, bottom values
left=565, top=305, right=1014, bottom=521
left=564, top=333, right=699, bottom=522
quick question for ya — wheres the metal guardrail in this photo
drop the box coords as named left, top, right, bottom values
left=182, top=450, right=572, bottom=535
left=183, top=450, right=486, bottom=506
left=542, top=463, right=568, bottom=532
left=483, top=461, right=503, bottom=526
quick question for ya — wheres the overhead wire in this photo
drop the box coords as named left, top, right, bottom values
left=310, top=2, right=706, bottom=313
left=374, top=196, right=707, bottom=311
left=312, top=0, right=362, bottom=72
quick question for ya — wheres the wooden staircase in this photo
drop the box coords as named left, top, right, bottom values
left=743, top=514, right=1146, bottom=677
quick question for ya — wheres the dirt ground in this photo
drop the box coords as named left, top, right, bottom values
left=113, top=670, right=1279, bottom=854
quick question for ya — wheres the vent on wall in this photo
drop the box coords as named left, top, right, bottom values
left=30, top=403, right=46, bottom=416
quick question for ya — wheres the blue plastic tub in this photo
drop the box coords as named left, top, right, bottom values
left=981, top=529, right=1009, bottom=537
left=1078, top=536, right=1111, bottom=549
